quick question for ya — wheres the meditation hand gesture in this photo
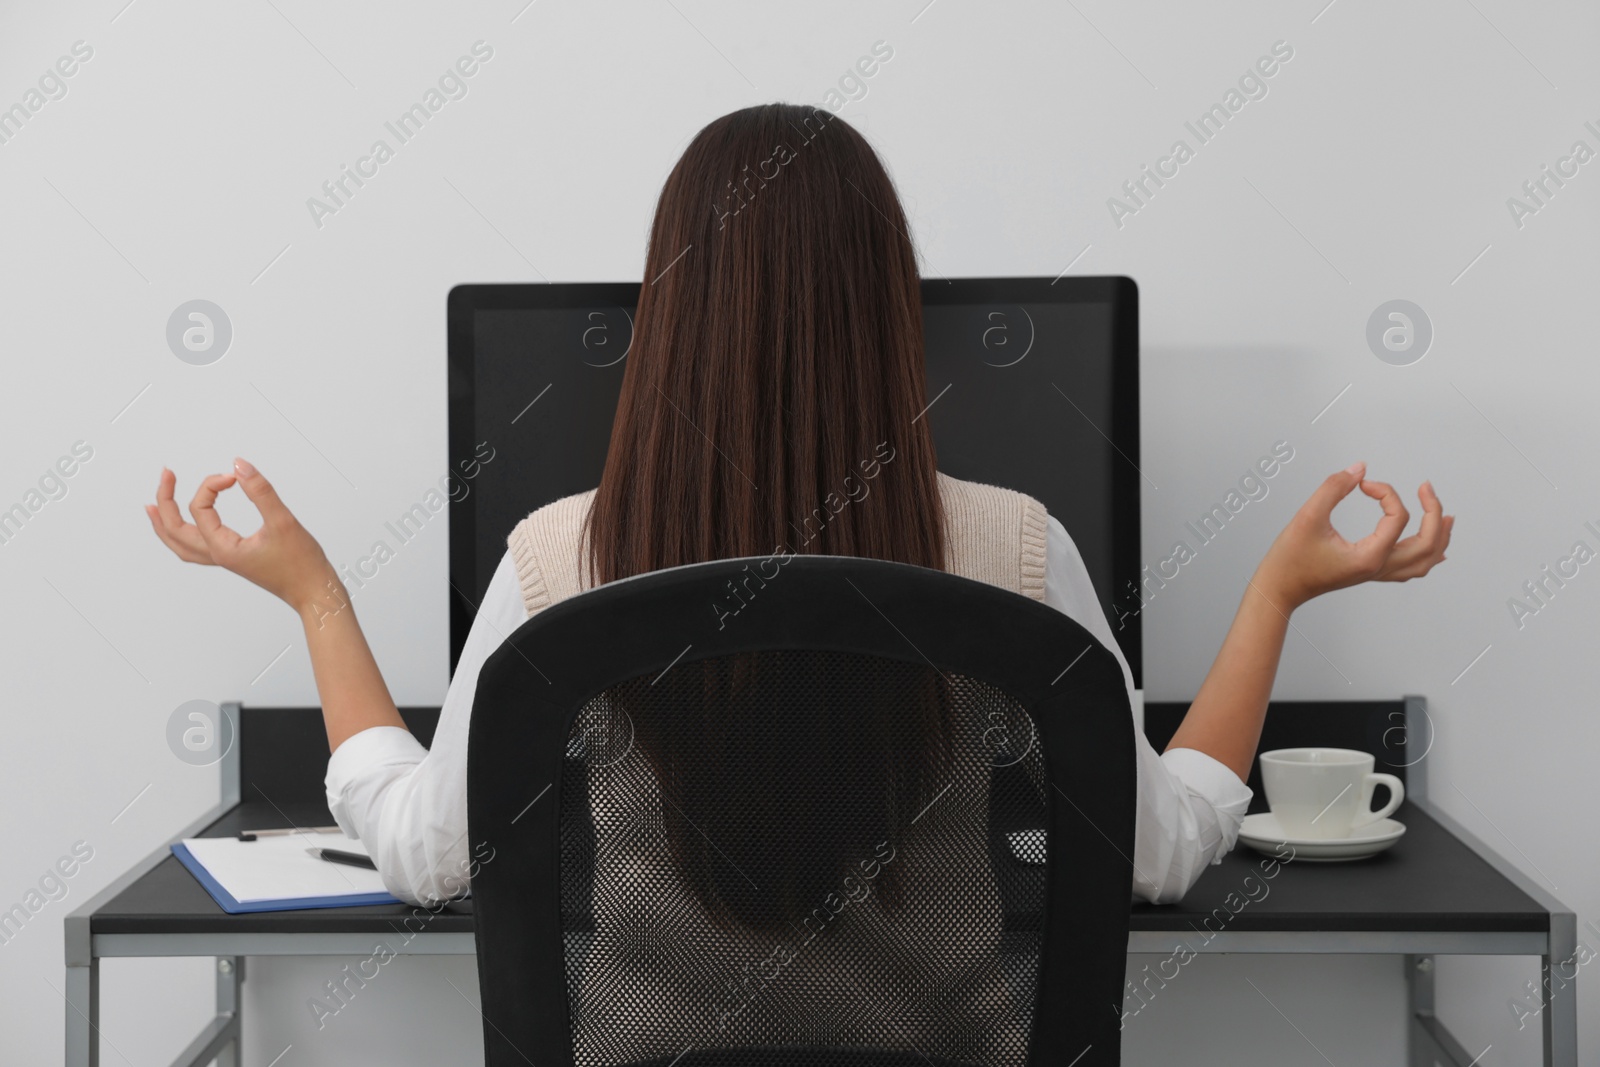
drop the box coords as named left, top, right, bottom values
left=144, top=459, right=334, bottom=615
left=1253, top=461, right=1453, bottom=612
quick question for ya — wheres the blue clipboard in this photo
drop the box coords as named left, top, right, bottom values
left=171, top=842, right=402, bottom=914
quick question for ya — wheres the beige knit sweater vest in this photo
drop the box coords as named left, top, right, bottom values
left=505, top=470, right=1049, bottom=616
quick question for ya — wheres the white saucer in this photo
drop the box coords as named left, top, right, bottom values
left=1237, top=812, right=1405, bottom=862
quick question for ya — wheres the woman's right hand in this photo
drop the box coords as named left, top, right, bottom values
left=1253, top=461, right=1453, bottom=612
left=145, top=461, right=337, bottom=614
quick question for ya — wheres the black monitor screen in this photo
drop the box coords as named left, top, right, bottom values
left=448, top=276, right=1140, bottom=685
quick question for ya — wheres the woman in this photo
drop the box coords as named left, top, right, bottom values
left=146, top=103, right=1451, bottom=917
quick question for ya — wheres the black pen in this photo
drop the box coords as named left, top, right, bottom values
left=306, top=847, right=378, bottom=871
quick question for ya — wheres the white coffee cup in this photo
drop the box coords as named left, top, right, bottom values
left=1259, top=747, right=1404, bottom=840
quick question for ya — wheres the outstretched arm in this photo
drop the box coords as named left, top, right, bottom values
left=1163, top=578, right=1291, bottom=782
left=1165, top=461, right=1453, bottom=781
left=294, top=573, right=407, bottom=752
left=146, top=460, right=407, bottom=752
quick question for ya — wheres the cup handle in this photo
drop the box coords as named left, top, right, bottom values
left=1353, top=773, right=1404, bottom=828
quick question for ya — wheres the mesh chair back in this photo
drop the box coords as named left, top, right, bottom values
left=468, top=556, right=1135, bottom=1067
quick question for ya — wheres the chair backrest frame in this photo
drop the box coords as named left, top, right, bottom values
left=467, top=554, right=1136, bottom=1067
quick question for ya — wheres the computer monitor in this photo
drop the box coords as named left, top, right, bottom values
left=447, top=276, right=1141, bottom=685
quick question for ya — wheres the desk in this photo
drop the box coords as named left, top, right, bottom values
left=65, top=698, right=1577, bottom=1066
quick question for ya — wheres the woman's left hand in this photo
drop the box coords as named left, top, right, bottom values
left=145, top=459, right=334, bottom=612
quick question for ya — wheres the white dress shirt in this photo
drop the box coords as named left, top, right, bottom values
left=327, top=517, right=1252, bottom=907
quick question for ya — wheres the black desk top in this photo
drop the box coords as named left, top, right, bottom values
left=92, top=799, right=1548, bottom=938
left=1130, top=802, right=1547, bottom=933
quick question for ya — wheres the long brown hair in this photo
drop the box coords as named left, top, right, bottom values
left=583, top=102, right=944, bottom=584
left=583, top=104, right=954, bottom=938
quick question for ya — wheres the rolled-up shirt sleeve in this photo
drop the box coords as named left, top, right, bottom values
left=1043, top=515, right=1253, bottom=904
left=325, top=549, right=528, bottom=906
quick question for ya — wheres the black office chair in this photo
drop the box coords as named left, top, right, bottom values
left=467, top=555, right=1136, bottom=1067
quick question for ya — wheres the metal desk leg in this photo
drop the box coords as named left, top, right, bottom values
left=64, top=957, right=99, bottom=1067
left=1406, top=954, right=1481, bottom=1067
left=1408, top=945, right=1578, bottom=1067
left=1544, top=913, right=1578, bottom=1067
left=1405, top=954, right=1451, bottom=1067
left=216, top=957, right=244, bottom=1067
left=166, top=956, right=244, bottom=1067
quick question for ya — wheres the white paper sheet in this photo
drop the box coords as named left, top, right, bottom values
left=179, top=830, right=389, bottom=903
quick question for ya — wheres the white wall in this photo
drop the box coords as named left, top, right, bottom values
left=2, top=0, right=1594, bottom=1062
